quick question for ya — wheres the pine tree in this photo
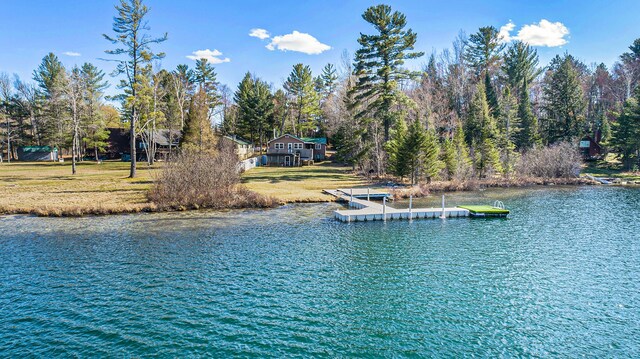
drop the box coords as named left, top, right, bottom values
left=386, top=117, right=408, bottom=179
left=80, top=62, right=109, bottom=161
left=104, top=0, right=167, bottom=178
left=542, top=54, right=587, bottom=143
left=498, top=87, right=519, bottom=176
left=516, top=81, right=541, bottom=149
left=422, top=128, right=442, bottom=183
left=502, top=41, right=541, bottom=97
left=611, top=95, right=640, bottom=170
left=284, top=64, right=320, bottom=137
left=442, top=138, right=457, bottom=180
left=466, top=26, right=505, bottom=119
left=320, top=63, right=338, bottom=97
left=401, top=118, right=428, bottom=184
left=33, top=52, right=69, bottom=149
left=352, top=4, right=423, bottom=141
left=194, top=58, right=219, bottom=114
left=468, top=82, right=501, bottom=177
left=181, top=88, right=216, bottom=153
left=453, top=125, right=473, bottom=179
left=234, top=73, right=274, bottom=146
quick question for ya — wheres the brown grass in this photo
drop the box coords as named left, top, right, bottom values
left=390, top=176, right=597, bottom=200
left=241, top=162, right=372, bottom=203
left=0, top=161, right=158, bottom=216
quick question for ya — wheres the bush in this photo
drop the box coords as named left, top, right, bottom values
left=149, top=142, right=275, bottom=210
left=516, top=142, right=582, bottom=178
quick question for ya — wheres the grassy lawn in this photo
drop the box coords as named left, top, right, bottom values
left=0, top=160, right=370, bottom=215
left=0, top=161, right=158, bottom=215
left=582, top=155, right=640, bottom=182
left=241, top=162, right=371, bottom=202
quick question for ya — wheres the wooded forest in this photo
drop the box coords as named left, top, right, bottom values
left=1, top=1, right=640, bottom=181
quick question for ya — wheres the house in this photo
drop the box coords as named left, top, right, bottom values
left=220, top=135, right=254, bottom=159
left=106, top=128, right=181, bottom=161
left=17, top=146, right=58, bottom=161
left=265, top=134, right=327, bottom=166
left=579, top=135, right=602, bottom=160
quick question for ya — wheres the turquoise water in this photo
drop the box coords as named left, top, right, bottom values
left=1, top=186, right=639, bottom=357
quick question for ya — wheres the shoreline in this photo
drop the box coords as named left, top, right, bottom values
left=0, top=176, right=613, bottom=218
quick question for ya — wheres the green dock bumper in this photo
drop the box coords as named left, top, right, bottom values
left=457, top=205, right=510, bottom=217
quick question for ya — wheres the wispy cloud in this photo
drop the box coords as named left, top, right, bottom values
left=63, top=51, right=81, bottom=57
left=186, top=49, right=231, bottom=64
left=265, top=31, right=331, bottom=55
left=499, top=19, right=569, bottom=47
left=249, top=28, right=270, bottom=40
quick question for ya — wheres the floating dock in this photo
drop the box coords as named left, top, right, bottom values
left=324, top=189, right=509, bottom=222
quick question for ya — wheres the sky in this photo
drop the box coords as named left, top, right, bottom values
left=1, top=0, right=639, bottom=98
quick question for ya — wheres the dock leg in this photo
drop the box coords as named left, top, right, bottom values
left=409, top=195, right=413, bottom=220
left=383, top=197, right=387, bottom=221
left=440, top=195, right=445, bottom=219
left=350, top=188, right=354, bottom=206
left=367, top=188, right=370, bottom=202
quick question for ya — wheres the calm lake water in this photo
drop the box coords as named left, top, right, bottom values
left=1, top=186, right=639, bottom=357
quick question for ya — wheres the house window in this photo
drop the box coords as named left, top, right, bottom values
left=315, top=144, right=322, bottom=150
left=274, top=143, right=284, bottom=149
left=294, top=143, right=303, bottom=149
left=288, top=143, right=293, bottom=151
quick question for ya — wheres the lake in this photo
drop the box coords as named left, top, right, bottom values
left=1, top=186, right=639, bottom=357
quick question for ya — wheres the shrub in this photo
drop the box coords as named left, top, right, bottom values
left=149, top=142, right=275, bottom=209
left=516, top=142, right=582, bottom=178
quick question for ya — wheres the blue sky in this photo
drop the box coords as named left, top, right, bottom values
left=1, top=0, right=639, bottom=97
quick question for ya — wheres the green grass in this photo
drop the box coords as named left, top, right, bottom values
left=241, top=162, right=371, bottom=202
left=582, top=155, right=640, bottom=182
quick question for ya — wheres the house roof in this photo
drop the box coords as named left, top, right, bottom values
left=141, top=129, right=181, bottom=146
left=18, top=146, right=57, bottom=153
left=223, top=135, right=252, bottom=146
left=301, top=137, right=327, bottom=145
left=268, top=134, right=327, bottom=145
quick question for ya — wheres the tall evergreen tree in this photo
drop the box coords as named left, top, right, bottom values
left=468, top=82, right=501, bottom=177
left=320, top=63, right=338, bottom=97
left=422, top=127, right=442, bottom=183
left=516, top=81, right=541, bottom=149
left=194, top=58, right=219, bottom=118
left=502, top=41, right=541, bottom=97
left=385, top=117, right=408, bottom=179
left=465, top=26, right=505, bottom=119
left=181, top=88, right=216, bottom=153
left=401, top=118, right=428, bottom=184
left=611, top=95, right=640, bottom=170
left=352, top=4, right=423, bottom=141
left=103, top=0, right=167, bottom=178
left=33, top=53, right=68, bottom=149
left=80, top=63, right=109, bottom=161
left=284, top=64, right=320, bottom=137
left=542, top=54, right=587, bottom=143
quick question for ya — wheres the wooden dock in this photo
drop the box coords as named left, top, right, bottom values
left=324, top=189, right=470, bottom=222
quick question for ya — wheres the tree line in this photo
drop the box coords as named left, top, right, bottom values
left=2, top=1, right=640, bottom=180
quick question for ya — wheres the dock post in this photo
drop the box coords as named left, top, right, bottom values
left=409, top=195, right=413, bottom=220
left=350, top=188, right=353, bottom=206
left=383, top=197, right=387, bottom=221
left=440, top=195, right=445, bottom=219
left=367, top=188, right=370, bottom=202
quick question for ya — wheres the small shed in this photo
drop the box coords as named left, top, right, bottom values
left=17, top=146, right=58, bottom=161
left=579, top=136, right=602, bottom=160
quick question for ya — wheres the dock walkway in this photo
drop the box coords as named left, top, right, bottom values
left=324, top=189, right=470, bottom=222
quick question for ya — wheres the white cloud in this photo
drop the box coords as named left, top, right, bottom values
left=499, top=19, right=569, bottom=47
left=498, top=21, right=516, bottom=43
left=249, top=28, right=270, bottom=40
left=63, top=51, right=81, bottom=57
left=186, top=49, right=231, bottom=64
left=266, top=30, right=331, bottom=55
